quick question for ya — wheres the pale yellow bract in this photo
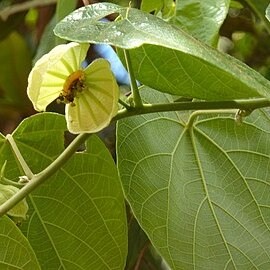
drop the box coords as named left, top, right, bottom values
left=27, top=42, right=119, bottom=134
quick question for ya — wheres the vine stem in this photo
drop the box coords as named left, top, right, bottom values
left=0, top=0, right=57, bottom=21
left=113, top=98, right=270, bottom=121
left=0, top=133, right=90, bottom=217
left=0, top=97, right=269, bottom=216
left=123, top=50, right=143, bottom=108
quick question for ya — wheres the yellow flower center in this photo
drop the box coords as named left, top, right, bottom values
left=58, top=70, right=85, bottom=105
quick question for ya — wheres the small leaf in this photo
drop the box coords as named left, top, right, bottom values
left=0, top=184, right=28, bottom=219
left=56, top=0, right=77, bottom=22
left=141, top=0, right=175, bottom=18
left=0, top=215, right=41, bottom=269
left=54, top=3, right=270, bottom=101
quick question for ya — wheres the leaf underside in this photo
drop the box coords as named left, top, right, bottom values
left=117, top=87, right=270, bottom=269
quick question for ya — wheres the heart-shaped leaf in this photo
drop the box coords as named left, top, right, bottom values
left=0, top=113, right=127, bottom=269
left=117, top=87, right=270, bottom=269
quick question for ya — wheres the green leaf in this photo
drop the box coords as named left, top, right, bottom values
left=170, top=0, right=230, bottom=45
left=56, top=0, right=77, bottom=22
left=0, top=113, right=127, bottom=269
left=33, top=15, right=58, bottom=64
left=55, top=0, right=77, bottom=45
left=140, top=0, right=175, bottom=18
left=0, top=184, right=28, bottom=219
left=54, top=3, right=270, bottom=101
left=117, top=86, right=270, bottom=269
left=0, top=31, right=32, bottom=111
left=230, top=1, right=243, bottom=9
left=0, top=215, right=41, bottom=269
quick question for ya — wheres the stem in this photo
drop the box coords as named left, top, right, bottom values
left=0, top=133, right=90, bottom=217
left=1, top=177, right=24, bottom=187
left=186, top=109, right=237, bottom=128
left=118, top=98, right=131, bottom=110
left=134, top=242, right=150, bottom=270
left=0, top=97, right=269, bottom=216
left=6, top=134, right=34, bottom=180
left=82, top=0, right=90, bottom=5
left=0, top=0, right=57, bottom=21
left=113, top=98, right=270, bottom=121
left=123, top=50, right=143, bottom=108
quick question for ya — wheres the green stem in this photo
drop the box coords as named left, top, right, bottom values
left=186, top=109, right=237, bottom=128
left=118, top=98, right=131, bottom=110
left=123, top=50, right=143, bottom=108
left=0, top=97, right=269, bottom=217
left=6, top=134, right=34, bottom=180
left=113, top=98, right=270, bottom=121
left=0, top=133, right=90, bottom=217
left=1, top=177, right=24, bottom=187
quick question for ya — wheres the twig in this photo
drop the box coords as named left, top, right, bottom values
left=134, top=242, right=150, bottom=270
left=123, top=50, right=143, bottom=108
left=0, top=0, right=58, bottom=21
left=82, top=0, right=90, bottom=5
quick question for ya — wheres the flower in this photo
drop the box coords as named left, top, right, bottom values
left=27, top=42, right=119, bottom=134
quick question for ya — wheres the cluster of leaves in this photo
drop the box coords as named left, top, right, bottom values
left=1, top=0, right=270, bottom=269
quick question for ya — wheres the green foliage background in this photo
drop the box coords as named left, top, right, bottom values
left=1, top=0, right=270, bottom=269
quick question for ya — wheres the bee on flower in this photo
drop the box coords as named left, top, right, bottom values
left=27, top=42, right=119, bottom=134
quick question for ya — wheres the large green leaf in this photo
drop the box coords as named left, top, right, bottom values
left=117, top=87, right=270, bottom=269
left=0, top=215, right=41, bottom=269
left=54, top=3, right=270, bottom=101
left=0, top=113, right=127, bottom=269
left=170, top=0, right=230, bottom=45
